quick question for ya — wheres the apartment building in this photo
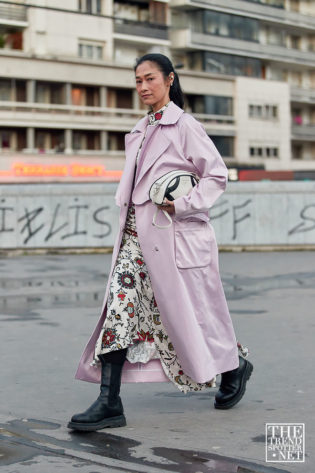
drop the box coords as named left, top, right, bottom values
left=171, top=0, right=315, bottom=165
left=0, top=0, right=314, bottom=181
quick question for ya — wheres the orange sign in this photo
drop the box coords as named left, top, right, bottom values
left=0, top=162, right=123, bottom=181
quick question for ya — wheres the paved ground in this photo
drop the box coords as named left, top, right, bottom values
left=0, top=251, right=314, bottom=473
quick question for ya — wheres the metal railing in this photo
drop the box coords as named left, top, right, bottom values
left=188, top=0, right=315, bottom=30
left=114, top=18, right=168, bottom=40
left=0, top=101, right=235, bottom=125
left=193, top=112, right=234, bottom=125
left=190, top=31, right=315, bottom=67
left=243, top=0, right=284, bottom=9
left=291, top=87, right=315, bottom=104
left=0, top=4, right=27, bottom=22
left=292, top=124, right=315, bottom=141
left=0, top=101, right=144, bottom=119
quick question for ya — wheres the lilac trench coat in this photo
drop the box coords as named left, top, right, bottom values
left=75, top=101, right=239, bottom=386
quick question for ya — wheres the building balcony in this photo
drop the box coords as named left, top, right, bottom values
left=0, top=102, right=145, bottom=132
left=292, top=124, right=315, bottom=142
left=171, top=29, right=315, bottom=68
left=193, top=113, right=235, bottom=135
left=114, top=18, right=169, bottom=41
left=0, top=3, right=27, bottom=26
left=170, top=0, right=315, bottom=31
left=0, top=101, right=232, bottom=133
left=291, top=87, right=315, bottom=105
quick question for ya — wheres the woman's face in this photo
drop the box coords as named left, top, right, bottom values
left=135, top=61, right=173, bottom=112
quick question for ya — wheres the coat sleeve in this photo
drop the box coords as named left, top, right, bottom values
left=173, top=114, right=228, bottom=218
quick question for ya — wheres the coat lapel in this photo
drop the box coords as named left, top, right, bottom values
left=117, top=102, right=184, bottom=203
left=134, top=126, right=170, bottom=186
left=134, top=102, right=184, bottom=187
left=115, top=131, right=144, bottom=205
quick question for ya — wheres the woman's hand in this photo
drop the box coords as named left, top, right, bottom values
left=157, top=198, right=175, bottom=215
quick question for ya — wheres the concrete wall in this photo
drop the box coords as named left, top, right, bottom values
left=0, top=183, right=119, bottom=249
left=235, top=77, right=291, bottom=170
left=1, top=182, right=315, bottom=249
left=212, top=181, right=315, bottom=246
left=24, top=1, right=113, bottom=60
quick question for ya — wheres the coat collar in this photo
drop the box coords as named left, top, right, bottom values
left=131, top=100, right=184, bottom=133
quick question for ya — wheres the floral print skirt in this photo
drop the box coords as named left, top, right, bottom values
left=94, top=202, right=248, bottom=393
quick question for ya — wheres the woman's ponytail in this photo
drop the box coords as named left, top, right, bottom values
left=169, top=71, right=184, bottom=109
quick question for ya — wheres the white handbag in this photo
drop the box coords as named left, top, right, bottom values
left=149, top=170, right=200, bottom=229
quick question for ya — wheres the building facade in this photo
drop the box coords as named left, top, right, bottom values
left=0, top=0, right=314, bottom=181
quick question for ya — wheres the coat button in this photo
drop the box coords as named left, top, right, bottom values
left=124, top=202, right=127, bottom=206
left=154, top=246, right=159, bottom=251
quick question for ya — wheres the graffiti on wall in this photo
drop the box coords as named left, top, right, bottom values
left=211, top=199, right=252, bottom=240
left=1, top=192, right=315, bottom=247
left=288, top=204, right=315, bottom=235
left=210, top=198, right=315, bottom=243
left=0, top=197, right=113, bottom=246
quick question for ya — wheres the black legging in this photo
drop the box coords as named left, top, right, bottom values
left=99, top=348, right=127, bottom=366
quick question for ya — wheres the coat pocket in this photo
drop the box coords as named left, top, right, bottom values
left=174, top=213, right=209, bottom=224
left=174, top=223, right=212, bottom=269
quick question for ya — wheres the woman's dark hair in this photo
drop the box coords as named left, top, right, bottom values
left=134, top=53, right=185, bottom=109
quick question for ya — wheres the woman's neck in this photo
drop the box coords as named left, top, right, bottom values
left=151, top=100, right=171, bottom=113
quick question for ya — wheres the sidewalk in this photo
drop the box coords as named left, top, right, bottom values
left=0, top=252, right=314, bottom=473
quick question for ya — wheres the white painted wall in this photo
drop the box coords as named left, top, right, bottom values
left=235, top=77, right=291, bottom=170
left=23, top=0, right=113, bottom=60
left=1, top=182, right=315, bottom=248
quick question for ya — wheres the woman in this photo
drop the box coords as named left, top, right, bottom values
left=68, top=54, right=253, bottom=432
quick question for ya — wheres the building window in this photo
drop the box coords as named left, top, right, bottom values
left=204, top=52, right=262, bottom=78
left=108, top=131, right=125, bottom=151
left=186, top=95, right=233, bottom=116
left=78, top=0, right=102, bottom=15
left=245, top=0, right=284, bottom=7
left=205, top=96, right=233, bottom=115
left=292, top=144, right=303, bottom=160
left=211, top=136, right=234, bottom=157
left=36, top=83, right=50, bottom=103
left=195, top=11, right=258, bottom=42
left=78, top=41, right=104, bottom=60
left=0, top=130, right=10, bottom=149
left=268, top=67, right=286, bottom=81
left=289, top=71, right=302, bottom=87
left=0, top=80, right=11, bottom=100
left=114, top=2, right=149, bottom=22
left=290, top=0, right=300, bottom=12
left=86, top=45, right=93, bottom=58
left=71, top=85, right=100, bottom=107
left=73, top=131, right=100, bottom=150
left=86, top=0, right=92, bottom=14
left=307, top=35, right=315, bottom=52
left=0, top=128, right=26, bottom=151
left=107, top=88, right=133, bottom=108
left=1, top=30, right=23, bottom=50
left=265, top=26, right=285, bottom=47
left=290, top=35, right=301, bottom=50
left=35, top=81, right=64, bottom=104
left=96, top=46, right=102, bottom=59
left=35, top=129, right=65, bottom=153
left=250, top=146, right=279, bottom=158
left=292, top=108, right=303, bottom=125
left=249, top=104, right=278, bottom=119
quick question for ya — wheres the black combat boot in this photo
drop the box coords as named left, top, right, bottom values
left=68, top=349, right=127, bottom=431
left=214, top=356, right=253, bottom=410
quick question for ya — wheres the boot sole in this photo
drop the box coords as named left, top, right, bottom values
left=214, top=360, right=253, bottom=410
left=67, top=414, right=127, bottom=431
